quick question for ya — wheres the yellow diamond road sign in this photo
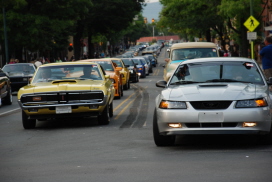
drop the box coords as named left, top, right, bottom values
left=244, top=16, right=260, bottom=32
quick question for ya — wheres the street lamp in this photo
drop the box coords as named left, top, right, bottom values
left=152, top=18, right=155, bottom=38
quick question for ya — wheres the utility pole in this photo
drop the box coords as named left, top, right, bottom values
left=2, top=3, right=9, bottom=65
left=250, top=0, right=254, bottom=59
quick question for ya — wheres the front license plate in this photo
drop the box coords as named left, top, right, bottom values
left=56, top=106, right=72, bottom=114
left=199, top=112, right=223, bottom=123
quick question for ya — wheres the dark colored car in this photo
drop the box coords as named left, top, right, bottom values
left=122, top=58, right=139, bottom=82
left=131, top=58, right=147, bottom=78
left=137, top=56, right=153, bottom=73
left=144, top=54, right=157, bottom=67
left=2, top=63, right=36, bottom=92
left=0, top=68, right=13, bottom=107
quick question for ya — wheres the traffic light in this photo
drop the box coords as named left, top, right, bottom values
left=68, top=43, right=73, bottom=52
left=152, top=18, right=155, bottom=23
left=144, top=17, right=147, bottom=24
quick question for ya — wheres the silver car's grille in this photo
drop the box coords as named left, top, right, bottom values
left=185, top=123, right=238, bottom=128
left=20, top=91, right=104, bottom=104
left=190, top=101, right=232, bottom=110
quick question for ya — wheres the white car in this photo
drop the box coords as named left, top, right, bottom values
left=154, top=57, right=272, bottom=146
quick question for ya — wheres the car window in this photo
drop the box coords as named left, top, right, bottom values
left=171, top=48, right=218, bottom=61
left=170, top=61, right=264, bottom=85
left=112, top=60, right=123, bottom=67
left=32, top=64, right=102, bottom=83
left=3, top=64, right=36, bottom=76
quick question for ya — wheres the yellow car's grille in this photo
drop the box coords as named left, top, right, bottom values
left=21, top=91, right=104, bottom=104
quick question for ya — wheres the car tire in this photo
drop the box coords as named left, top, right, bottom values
left=153, top=109, right=175, bottom=146
left=97, top=104, right=110, bottom=125
left=3, top=87, right=12, bottom=105
left=128, top=80, right=130, bottom=89
left=121, top=84, right=123, bottom=96
left=124, top=80, right=129, bottom=90
left=109, top=102, right=113, bottom=117
left=22, top=111, right=36, bottom=129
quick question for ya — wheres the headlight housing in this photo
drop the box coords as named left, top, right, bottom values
left=236, top=98, right=268, bottom=108
left=159, top=100, right=187, bottom=109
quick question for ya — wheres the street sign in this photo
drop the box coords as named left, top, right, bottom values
left=244, top=16, right=260, bottom=32
left=247, top=32, right=257, bottom=40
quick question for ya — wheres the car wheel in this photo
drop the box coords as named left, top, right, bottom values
left=124, top=80, right=129, bottom=90
left=3, top=87, right=12, bottom=105
left=153, top=109, right=175, bottom=146
left=97, top=104, right=110, bottom=125
left=109, top=102, right=113, bottom=117
left=121, top=84, right=124, bottom=96
left=22, top=110, right=36, bottom=129
left=128, top=80, right=130, bottom=89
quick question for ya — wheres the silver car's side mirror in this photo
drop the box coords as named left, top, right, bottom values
left=156, top=80, right=167, bottom=88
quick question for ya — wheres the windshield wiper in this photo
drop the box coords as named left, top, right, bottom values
left=169, top=81, right=203, bottom=85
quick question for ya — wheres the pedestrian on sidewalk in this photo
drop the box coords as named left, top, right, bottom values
left=260, top=36, right=272, bottom=79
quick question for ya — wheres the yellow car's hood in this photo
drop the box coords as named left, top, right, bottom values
left=21, top=80, right=106, bottom=94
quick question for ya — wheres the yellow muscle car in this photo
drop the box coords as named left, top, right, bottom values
left=17, top=62, right=115, bottom=129
left=111, top=58, right=130, bottom=90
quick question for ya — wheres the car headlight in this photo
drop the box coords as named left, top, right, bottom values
left=109, top=78, right=115, bottom=83
left=159, top=100, right=187, bottom=109
left=236, top=98, right=268, bottom=108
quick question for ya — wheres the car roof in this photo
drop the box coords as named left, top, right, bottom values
left=39, top=62, right=100, bottom=67
left=178, top=57, right=256, bottom=64
left=171, top=42, right=217, bottom=50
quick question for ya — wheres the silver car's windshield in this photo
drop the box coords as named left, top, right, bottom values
left=169, top=61, right=264, bottom=85
left=32, top=64, right=102, bottom=83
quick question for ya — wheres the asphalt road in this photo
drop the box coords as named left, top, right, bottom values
left=0, top=47, right=272, bottom=182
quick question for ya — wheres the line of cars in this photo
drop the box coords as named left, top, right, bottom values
left=2, top=56, right=157, bottom=129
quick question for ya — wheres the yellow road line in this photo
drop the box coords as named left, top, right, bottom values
left=114, top=92, right=141, bottom=120
left=113, top=91, right=136, bottom=112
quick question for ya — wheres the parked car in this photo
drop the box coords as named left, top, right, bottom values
left=163, top=42, right=219, bottom=82
left=0, top=68, right=12, bottom=107
left=137, top=56, right=153, bottom=73
left=131, top=57, right=147, bottom=78
left=154, top=57, right=272, bottom=146
left=143, top=54, right=157, bottom=67
left=2, top=63, right=36, bottom=92
left=122, top=58, right=139, bottom=83
left=78, top=59, right=123, bottom=99
left=17, top=62, right=115, bottom=129
left=111, top=58, right=130, bottom=90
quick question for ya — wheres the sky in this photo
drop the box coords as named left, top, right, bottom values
left=142, top=0, right=162, bottom=22
left=145, top=0, right=160, bottom=3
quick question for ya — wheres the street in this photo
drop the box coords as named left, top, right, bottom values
left=1, top=48, right=272, bottom=182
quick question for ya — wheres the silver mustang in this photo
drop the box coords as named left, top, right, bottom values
left=154, top=57, right=272, bottom=146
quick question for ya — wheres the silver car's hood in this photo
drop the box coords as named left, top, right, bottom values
left=161, top=83, right=268, bottom=101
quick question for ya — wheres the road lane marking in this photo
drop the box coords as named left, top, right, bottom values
left=114, top=86, right=148, bottom=120
left=0, top=108, right=20, bottom=117
left=113, top=90, right=137, bottom=112
left=114, top=92, right=141, bottom=120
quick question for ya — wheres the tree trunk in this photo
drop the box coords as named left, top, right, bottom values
left=205, top=29, right=211, bottom=42
left=73, top=20, right=85, bottom=60
left=239, top=18, right=249, bottom=58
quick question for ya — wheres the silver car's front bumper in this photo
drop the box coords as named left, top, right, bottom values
left=156, top=102, right=272, bottom=135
